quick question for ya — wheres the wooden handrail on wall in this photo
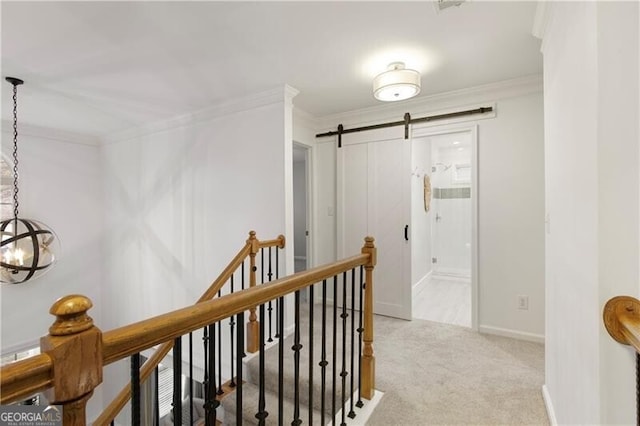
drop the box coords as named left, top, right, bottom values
left=0, top=234, right=377, bottom=426
left=604, top=296, right=640, bottom=351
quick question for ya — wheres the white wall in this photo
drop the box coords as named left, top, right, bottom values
left=540, top=2, right=639, bottom=424
left=101, top=94, right=292, bottom=329
left=315, top=80, right=545, bottom=340
left=475, top=92, right=545, bottom=339
left=99, top=88, right=295, bottom=420
left=313, top=141, right=337, bottom=266
left=411, top=137, right=432, bottom=288
left=0, top=128, right=104, bottom=418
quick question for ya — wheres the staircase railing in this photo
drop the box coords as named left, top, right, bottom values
left=0, top=230, right=285, bottom=424
left=0, top=235, right=376, bottom=426
left=603, top=296, right=640, bottom=423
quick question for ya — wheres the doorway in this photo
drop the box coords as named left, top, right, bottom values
left=411, top=126, right=477, bottom=329
left=293, top=143, right=310, bottom=274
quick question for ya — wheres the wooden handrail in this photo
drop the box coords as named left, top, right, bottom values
left=0, top=235, right=376, bottom=426
left=94, top=231, right=283, bottom=425
left=0, top=353, right=53, bottom=404
left=102, top=253, right=369, bottom=363
left=604, top=296, right=640, bottom=351
left=258, top=235, right=286, bottom=250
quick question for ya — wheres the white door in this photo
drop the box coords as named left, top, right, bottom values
left=337, top=128, right=412, bottom=320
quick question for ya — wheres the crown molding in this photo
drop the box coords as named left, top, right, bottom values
left=532, top=1, right=550, bottom=41
left=293, top=106, right=320, bottom=129
left=284, top=84, right=300, bottom=106
left=532, top=1, right=554, bottom=54
left=1, top=120, right=101, bottom=146
left=316, top=74, right=543, bottom=132
left=103, top=85, right=297, bottom=145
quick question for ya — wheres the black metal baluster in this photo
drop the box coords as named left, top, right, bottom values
left=241, top=261, right=247, bottom=357
left=154, top=366, right=160, bottom=426
left=320, top=279, right=328, bottom=426
left=356, top=266, right=364, bottom=408
left=203, top=326, right=209, bottom=424
left=340, top=271, right=348, bottom=426
left=242, top=260, right=246, bottom=290
left=173, top=337, right=183, bottom=426
left=261, top=247, right=265, bottom=285
left=205, top=324, right=218, bottom=425
left=237, top=312, right=245, bottom=426
left=256, top=303, right=268, bottom=425
left=230, top=274, right=236, bottom=388
left=189, top=332, right=194, bottom=425
left=268, top=247, right=274, bottom=342
left=636, top=352, right=640, bottom=426
left=348, top=268, right=357, bottom=418
left=332, top=275, right=338, bottom=425
left=292, top=291, right=302, bottom=425
left=275, top=248, right=281, bottom=338
left=276, top=244, right=280, bottom=279
left=217, top=290, right=224, bottom=396
left=278, top=296, right=285, bottom=426
left=131, top=352, right=141, bottom=426
left=309, top=283, right=315, bottom=426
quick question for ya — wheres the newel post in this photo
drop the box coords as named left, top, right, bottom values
left=246, top=230, right=260, bottom=353
left=361, top=236, right=376, bottom=399
left=40, top=295, right=103, bottom=426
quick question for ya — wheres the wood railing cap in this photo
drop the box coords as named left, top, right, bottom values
left=49, top=295, right=94, bottom=336
left=604, top=295, right=640, bottom=346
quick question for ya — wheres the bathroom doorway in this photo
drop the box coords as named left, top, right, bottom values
left=411, top=126, right=477, bottom=329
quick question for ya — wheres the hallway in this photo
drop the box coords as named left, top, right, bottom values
left=368, top=314, right=547, bottom=425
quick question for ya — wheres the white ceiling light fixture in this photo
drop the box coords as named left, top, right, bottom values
left=373, top=62, right=421, bottom=102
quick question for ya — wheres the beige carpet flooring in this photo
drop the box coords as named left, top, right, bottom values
left=367, top=315, right=548, bottom=425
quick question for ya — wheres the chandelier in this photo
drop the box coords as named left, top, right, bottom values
left=1, top=77, right=60, bottom=284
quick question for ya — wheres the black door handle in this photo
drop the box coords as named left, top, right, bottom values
left=404, top=225, right=409, bottom=241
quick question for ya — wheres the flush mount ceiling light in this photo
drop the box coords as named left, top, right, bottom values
left=0, top=77, right=60, bottom=284
left=373, top=62, right=421, bottom=102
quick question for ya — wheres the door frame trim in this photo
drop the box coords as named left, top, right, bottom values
left=412, top=123, right=479, bottom=331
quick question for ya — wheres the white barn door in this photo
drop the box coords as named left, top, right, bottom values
left=337, top=128, right=412, bottom=320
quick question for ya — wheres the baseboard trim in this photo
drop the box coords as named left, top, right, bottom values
left=412, top=271, right=432, bottom=296
left=542, top=384, right=557, bottom=425
left=478, top=325, right=545, bottom=343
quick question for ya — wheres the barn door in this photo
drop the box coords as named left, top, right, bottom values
left=337, top=128, right=412, bottom=320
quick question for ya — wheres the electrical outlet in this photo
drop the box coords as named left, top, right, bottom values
left=517, top=295, right=529, bottom=310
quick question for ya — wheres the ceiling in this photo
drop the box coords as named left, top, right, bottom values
left=1, top=1, right=542, bottom=139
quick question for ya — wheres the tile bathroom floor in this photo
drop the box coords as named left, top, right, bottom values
left=413, top=276, right=471, bottom=328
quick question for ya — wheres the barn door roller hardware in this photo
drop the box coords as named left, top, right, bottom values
left=316, top=106, right=493, bottom=146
